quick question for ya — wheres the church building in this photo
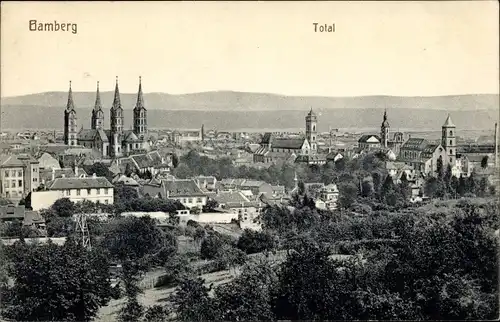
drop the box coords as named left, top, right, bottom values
left=254, top=109, right=326, bottom=164
left=63, top=77, right=150, bottom=158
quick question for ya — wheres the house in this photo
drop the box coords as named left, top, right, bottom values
left=218, top=178, right=275, bottom=196
left=142, top=178, right=208, bottom=210
left=320, top=183, right=339, bottom=210
left=358, top=135, right=381, bottom=151
left=111, top=150, right=165, bottom=175
left=0, top=154, right=40, bottom=203
left=39, top=166, right=88, bottom=185
left=0, top=204, right=46, bottom=230
left=212, top=191, right=263, bottom=226
left=112, top=174, right=140, bottom=187
left=294, top=154, right=327, bottom=165
left=40, top=174, right=114, bottom=206
left=37, top=152, right=61, bottom=170
left=193, top=176, right=217, bottom=192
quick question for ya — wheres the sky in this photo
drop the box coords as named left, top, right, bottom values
left=1, top=1, right=498, bottom=97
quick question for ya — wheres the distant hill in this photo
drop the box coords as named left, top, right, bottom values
left=1, top=106, right=498, bottom=132
left=1, top=91, right=498, bottom=111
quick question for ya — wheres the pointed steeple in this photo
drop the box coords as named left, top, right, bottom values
left=112, top=76, right=121, bottom=108
left=443, top=114, right=455, bottom=127
left=382, top=109, right=389, bottom=127
left=94, top=81, right=102, bottom=111
left=66, top=80, right=75, bottom=111
left=135, top=76, right=144, bottom=109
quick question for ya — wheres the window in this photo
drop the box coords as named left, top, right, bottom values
left=104, top=188, right=109, bottom=195
left=11, top=181, right=16, bottom=188
left=18, top=180, right=22, bottom=187
left=197, top=197, right=202, bottom=203
left=97, top=189, right=100, bottom=195
left=33, top=168, right=37, bottom=172
left=188, top=198, right=193, bottom=203
left=105, top=199, right=109, bottom=204
left=4, top=171, right=9, bottom=178
left=77, top=189, right=81, bottom=196
left=449, top=140, right=452, bottom=145
left=450, top=149, right=452, bottom=155
left=3, top=182, right=8, bottom=189
left=87, top=189, right=91, bottom=195
left=66, top=190, right=70, bottom=196
left=33, top=178, right=37, bottom=182
left=449, top=130, right=453, bottom=136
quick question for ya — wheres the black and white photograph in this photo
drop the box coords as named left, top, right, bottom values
left=0, top=1, right=499, bottom=321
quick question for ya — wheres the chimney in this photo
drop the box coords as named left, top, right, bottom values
left=51, top=167, right=55, bottom=181
left=74, top=164, right=78, bottom=176
left=61, top=174, right=65, bottom=178
left=92, top=173, right=97, bottom=178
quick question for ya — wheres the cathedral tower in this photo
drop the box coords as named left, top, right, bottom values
left=305, top=108, right=318, bottom=153
left=91, top=81, right=104, bottom=130
left=64, top=81, right=78, bottom=146
left=381, top=109, right=390, bottom=148
left=110, top=76, right=124, bottom=156
left=133, top=76, right=147, bottom=139
left=442, top=114, right=456, bottom=165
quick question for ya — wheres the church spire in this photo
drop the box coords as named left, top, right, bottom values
left=94, top=81, right=102, bottom=111
left=112, top=76, right=121, bottom=108
left=135, top=76, right=144, bottom=109
left=66, top=80, right=75, bottom=111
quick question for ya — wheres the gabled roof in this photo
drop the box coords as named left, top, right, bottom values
left=46, top=176, right=114, bottom=190
left=0, top=154, right=30, bottom=168
left=358, top=135, right=381, bottom=143
left=401, top=138, right=428, bottom=151
left=272, top=138, right=305, bottom=150
left=0, top=205, right=25, bottom=220
left=39, top=167, right=88, bottom=183
left=78, top=129, right=98, bottom=141
left=131, top=154, right=154, bottom=168
left=162, top=179, right=206, bottom=197
left=123, top=131, right=139, bottom=143
left=213, top=191, right=250, bottom=205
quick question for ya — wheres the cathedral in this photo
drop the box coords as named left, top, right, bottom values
left=63, top=77, right=149, bottom=158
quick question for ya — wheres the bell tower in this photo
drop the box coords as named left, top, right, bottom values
left=91, top=81, right=104, bottom=130
left=64, top=81, right=78, bottom=146
left=381, top=109, right=390, bottom=148
left=442, top=114, right=456, bottom=165
left=133, top=76, right=147, bottom=140
left=110, top=76, right=124, bottom=156
left=305, top=108, right=318, bottom=153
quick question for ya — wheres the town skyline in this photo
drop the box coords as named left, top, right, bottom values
left=1, top=1, right=498, bottom=97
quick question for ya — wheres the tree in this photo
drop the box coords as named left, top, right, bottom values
left=478, top=177, right=489, bottom=197
left=215, top=244, right=247, bottom=275
left=161, top=254, right=194, bottom=287
left=3, top=238, right=112, bottom=321
left=214, top=262, right=277, bottom=321
left=466, top=172, right=476, bottom=195
left=171, top=278, right=219, bottom=321
left=51, top=198, right=76, bottom=217
left=436, top=156, right=444, bottom=178
left=338, top=182, right=358, bottom=209
left=481, top=156, right=489, bottom=169
left=101, top=216, right=173, bottom=262
left=172, top=153, right=180, bottom=168
left=457, top=175, right=466, bottom=196
left=237, top=229, right=276, bottom=254
left=143, top=305, right=170, bottom=322
left=125, top=163, right=134, bottom=177
left=399, top=172, right=410, bottom=201
left=202, top=198, right=218, bottom=212
left=200, top=231, right=230, bottom=260
left=84, top=162, right=114, bottom=182
left=118, top=260, right=144, bottom=322
left=381, top=174, right=395, bottom=201
left=173, top=163, right=192, bottom=179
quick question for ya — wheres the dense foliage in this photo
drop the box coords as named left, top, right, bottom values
left=2, top=237, right=112, bottom=321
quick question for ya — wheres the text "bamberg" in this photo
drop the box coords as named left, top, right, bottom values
left=29, top=20, right=78, bottom=34
left=313, top=23, right=335, bottom=33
